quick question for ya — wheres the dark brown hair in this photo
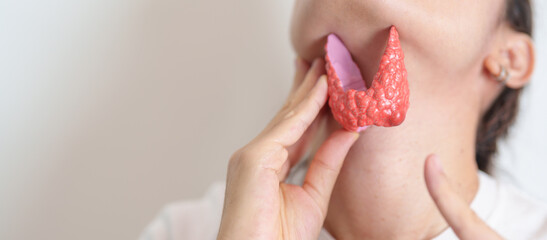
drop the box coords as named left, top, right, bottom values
left=476, top=0, right=533, bottom=173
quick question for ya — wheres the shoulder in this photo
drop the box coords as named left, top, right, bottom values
left=488, top=175, right=547, bottom=239
left=139, top=182, right=226, bottom=240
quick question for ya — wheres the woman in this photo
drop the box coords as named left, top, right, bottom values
left=141, top=0, right=547, bottom=239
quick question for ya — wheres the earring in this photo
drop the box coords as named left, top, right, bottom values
left=496, top=65, right=510, bottom=85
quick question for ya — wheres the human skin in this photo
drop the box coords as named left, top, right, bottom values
left=218, top=0, right=534, bottom=239
left=217, top=59, right=503, bottom=239
left=290, top=0, right=533, bottom=239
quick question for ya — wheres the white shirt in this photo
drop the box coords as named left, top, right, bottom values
left=139, top=171, right=547, bottom=240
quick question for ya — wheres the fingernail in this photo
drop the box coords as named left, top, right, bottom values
left=314, top=75, right=327, bottom=87
left=352, top=132, right=360, bottom=140
left=311, top=58, right=321, bottom=68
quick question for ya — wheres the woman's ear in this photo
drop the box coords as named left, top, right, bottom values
left=484, top=30, right=535, bottom=89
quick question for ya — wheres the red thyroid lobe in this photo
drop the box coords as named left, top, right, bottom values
left=325, top=26, right=410, bottom=132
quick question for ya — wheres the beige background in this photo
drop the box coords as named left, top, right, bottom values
left=0, top=1, right=546, bottom=239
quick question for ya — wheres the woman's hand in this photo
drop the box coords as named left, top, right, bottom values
left=424, top=155, right=504, bottom=240
left=217, top=58, right=359, bottom=240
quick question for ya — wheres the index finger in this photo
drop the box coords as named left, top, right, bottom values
left=424, top=154, right=503, bottom=240
left=264, top=75, right=328, bottom=147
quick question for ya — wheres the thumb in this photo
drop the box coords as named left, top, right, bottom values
left=302, top=130, right=359, bottom=217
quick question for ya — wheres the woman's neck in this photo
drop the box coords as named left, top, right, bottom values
left=322, top=109, right=480, bottom=239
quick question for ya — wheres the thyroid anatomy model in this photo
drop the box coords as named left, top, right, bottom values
left=325, top=26, right=410, bottom=132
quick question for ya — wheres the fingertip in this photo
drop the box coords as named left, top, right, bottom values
left=317, top=74, right=328, bottom=87
left=346, top=131, right=360, bottom=143
left=295, top=56, right=310, bottom=71
left=424, top=154, right=444, bottom=195
left=310, top=58, right=327, bottom=75
left=428, top=154, right=443, bottom=174
left=351, top=132, right=360, bottom=141
left=424, top=154, right=495, bottom=239
left=311, top=75, right=329, bottom=98
left=310, top=57, right=321, bottom=68
left=330, top=130, right=360, bottom=147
